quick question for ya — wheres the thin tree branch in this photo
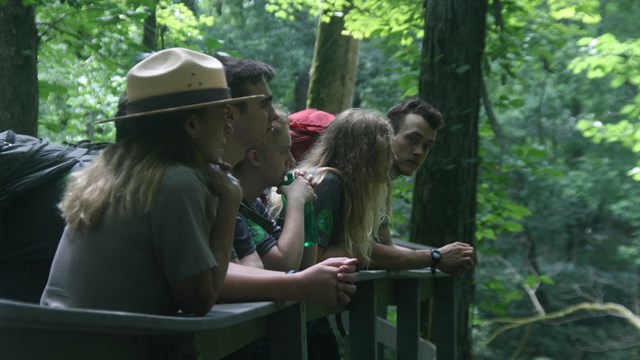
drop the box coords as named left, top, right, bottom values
left=481, top=76, right=509, bottom=151
left=494, top=256, right=546, bottom=315
left=38, top=6, right=109, bottom=40
left=510, top=324, right=530, bottom=360
left=41, top=23, right=127, bottom=69
left=481, top=302, right=640, bottom=348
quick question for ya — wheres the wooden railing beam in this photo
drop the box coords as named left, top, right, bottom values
left=0, top=268, right=458, bottom=360
left=434, top=276, right=457, bottom=359
left=397, top=278, right=420, bottom=360
left=269, top=302, right=307, bottom=360
left=349, top=280, right=378, bottom=359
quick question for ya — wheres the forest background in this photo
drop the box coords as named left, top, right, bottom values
left=1, top=0, right=639, bottom=358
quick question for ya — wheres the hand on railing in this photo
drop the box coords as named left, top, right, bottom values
left=437, top=242, right=475, bottom=277
left=296, top=257, right=357, bottom=305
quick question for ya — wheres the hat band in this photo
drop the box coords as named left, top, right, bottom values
left=126, top=88, right=231, bottom=114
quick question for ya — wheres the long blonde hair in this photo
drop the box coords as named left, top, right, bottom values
left=296, top=108, right=394, bottom=263
left=61, top=110, right=213, bottom=230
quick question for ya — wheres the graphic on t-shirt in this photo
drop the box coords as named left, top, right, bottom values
left=316, top=209, right=334, bottom=237
left=246, top=219, right=267, bottom=244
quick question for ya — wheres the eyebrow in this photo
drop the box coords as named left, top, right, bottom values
left=407, top=131, right=434, bottom=144
left=261, top=95, right=273, bottom=105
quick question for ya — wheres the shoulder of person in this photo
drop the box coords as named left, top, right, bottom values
left=312, top=168, right=341, bottom=185
left=161, top=165, right=206, bottom=190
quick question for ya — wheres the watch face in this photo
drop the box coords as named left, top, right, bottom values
left=433, top=250, right=441, bottom=260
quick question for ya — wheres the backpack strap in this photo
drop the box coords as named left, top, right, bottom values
left=238, top=201, right=273, bottom=230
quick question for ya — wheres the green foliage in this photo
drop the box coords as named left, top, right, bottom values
left=480, top=279, right=524, bottom=316
left=570, top=34, right=640, bottom=85
left=36, top=0, right=221, bottom=142
left=156, top=0, right=215, bottom=48
left=547, top=0, right=601, bottom=24
left=200, top=0, right=317, bottom=111
left=390, top=175, right=414, bottom=241
left=569, top=33, right=640, bottom=182
left=266, top=0, right=351, bottom=22
left=475, top=0, right=640, bottom=358
left=265, top=0, right=422, bottom=100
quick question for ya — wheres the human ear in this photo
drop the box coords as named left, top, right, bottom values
left=224, top=105, right=239, bottom=124
left=246, top=149, right=263, bottom=167
left=183, top=114, right=200, bottom=138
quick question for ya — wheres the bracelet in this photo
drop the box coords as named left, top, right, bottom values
left=430, top=249, right=441, bottom=275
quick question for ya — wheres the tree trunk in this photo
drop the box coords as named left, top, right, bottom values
left=0, top=0, right=39, bottom=136
left=412, top=0, right=488, bottom=358
left=306, top=12, right=359, bottom=114
left=294, top=69, right=310, bottom=112
left=142, top=7, right=157, bottom=51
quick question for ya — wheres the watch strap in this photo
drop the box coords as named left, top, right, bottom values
left=430, top=249, right=441, bottom=275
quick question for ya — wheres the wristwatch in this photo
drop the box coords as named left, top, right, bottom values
left=430, top=249, right=441, bottom=275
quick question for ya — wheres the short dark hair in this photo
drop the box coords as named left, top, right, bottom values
left=214, top=55, right=275, bottom=98
left=386, top=98, right=444, bottom=134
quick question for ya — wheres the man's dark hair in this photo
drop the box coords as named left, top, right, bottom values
left=386, top=98, right=444, bottom=134
left=214, top=54, right=275, bottom=99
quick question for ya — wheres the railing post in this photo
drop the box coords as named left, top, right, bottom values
left=397, top=278, right=420, bottom=360
left=349, top=280, right=377, bottom=359
left=434, top=276, right=457, bottom=359
left=269, top=302, right=307, bottom=360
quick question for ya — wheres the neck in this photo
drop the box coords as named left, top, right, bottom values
left=222, top=141, right=244, bottom=168
left=233, top=165, right=265, bottom=202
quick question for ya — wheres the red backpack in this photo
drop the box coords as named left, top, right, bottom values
left=288, top=109, right=336, bottom=163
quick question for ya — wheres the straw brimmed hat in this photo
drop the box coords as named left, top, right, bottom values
left=101, top=47, right=263, bottom=122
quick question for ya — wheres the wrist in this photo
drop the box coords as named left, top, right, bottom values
left=288, top=272, right=304, bottom=301
left=283, top=195, right=306, bottom=207
left=429, top=249, right=442, bottom=275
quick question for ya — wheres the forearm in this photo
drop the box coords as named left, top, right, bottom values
left=238, top=252, right=264, bottom=269
left=218, top=262, right=301, bottom=303
left=318, top=241, right=432, bottom=270
left=367, top=242, right=432, bottom=270
left=262, top=200, right=306, bottom=271
left=209, top=204, right=237, bottom=301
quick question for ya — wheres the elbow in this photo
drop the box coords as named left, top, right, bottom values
left=193, top=304, right=214, bottom=316
left=186, top=297, right=215, bottom=316
left=177, top=289, right=217, bottom=316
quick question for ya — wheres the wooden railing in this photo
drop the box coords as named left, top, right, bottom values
left=0, top=243, right=457, bottom=359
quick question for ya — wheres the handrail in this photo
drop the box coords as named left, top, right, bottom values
left=0, top=269, right=455, bottom=359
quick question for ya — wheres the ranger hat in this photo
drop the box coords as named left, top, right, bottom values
left=102, top=47, right=263, bottom=122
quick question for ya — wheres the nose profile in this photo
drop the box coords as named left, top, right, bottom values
left=268, top=107, right=279, bottom=122
left=286, top=152, right=295, bottom=168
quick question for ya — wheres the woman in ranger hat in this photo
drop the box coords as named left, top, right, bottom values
left=40, top=48, right=357, bottom=316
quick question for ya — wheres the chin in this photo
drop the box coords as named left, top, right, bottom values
left=399, top=166, right=416, bottom=177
